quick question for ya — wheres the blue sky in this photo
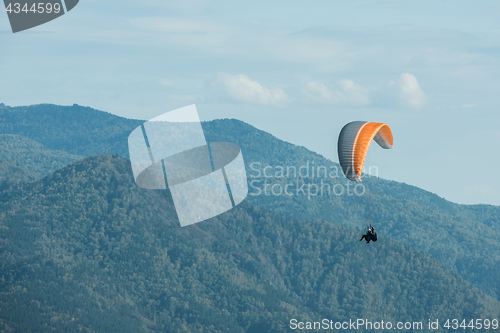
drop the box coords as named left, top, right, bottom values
left=1, top=0, right=500, bottom=205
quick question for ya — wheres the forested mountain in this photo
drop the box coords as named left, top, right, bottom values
left=0, top=160, right=39, bottom=184
left=0, top=103, right=141, bottom=157
left=0, top=104, right=500, bottom=299
left=0, top=134, right=82, bottom=177
left=1, top=103, right=499, bottom=305
left=0, top=154, right=498, bottom=332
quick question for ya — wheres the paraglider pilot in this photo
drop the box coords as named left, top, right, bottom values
left=359, top=226, right=377, bottom=243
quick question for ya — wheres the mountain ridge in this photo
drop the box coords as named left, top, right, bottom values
left=0, top=153, right=498, bottom=332
left=1, top=103, right=500, bottom=301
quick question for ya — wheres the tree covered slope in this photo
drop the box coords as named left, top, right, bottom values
left=0, top=154, right=498, bottom=332
left=1, top=103, right=500, bottom=301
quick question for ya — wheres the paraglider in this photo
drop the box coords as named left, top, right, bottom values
left=337, top=121, right=393, bottom=182
left=359, top=226, right=377, bottom=243
left=337, top=121, right=393, bottom=243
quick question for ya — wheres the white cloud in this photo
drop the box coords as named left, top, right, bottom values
left=303, top=82, right=341, bottom=103
left=397, top=73, right=427, bottom=109
left=338, top=79, right=371, bottom=105
left=302, top=79, right=371, bottom=105
left=217, top=74, right=289, bottom=106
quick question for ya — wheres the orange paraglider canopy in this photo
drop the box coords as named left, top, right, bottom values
left=337, top=121, right=393, bottom=181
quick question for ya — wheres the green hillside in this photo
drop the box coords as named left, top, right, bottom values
left=0, top=103, right=141, bottom=157
left=1, top=103, right=500, bottom=301
left=0, top=154, right=498, bottom=332
left=0, top=159, right=39, bottom=184
left=0, top=134, right=83, bottom=177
